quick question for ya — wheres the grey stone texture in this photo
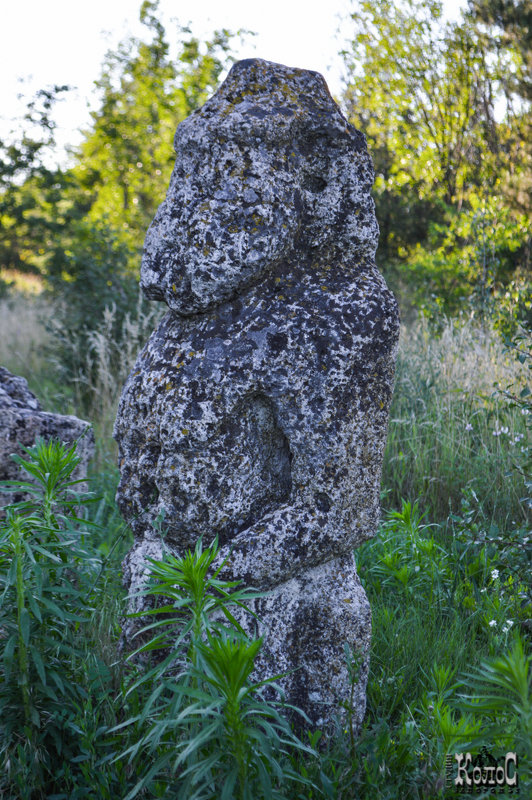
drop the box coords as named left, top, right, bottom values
left=114, top=58, right=399, bottom=731
left=0, top=366, right=95, bottom=504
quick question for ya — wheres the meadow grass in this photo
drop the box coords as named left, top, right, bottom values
left=2, top=291, right=528, bottom=508
left=0, top=295, right=530, bottom=797
left=383, top=318, right=530, bottom=527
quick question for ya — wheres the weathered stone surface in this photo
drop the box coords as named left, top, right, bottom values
left=114, top=58, right=399, bottom=731
left=0, top=366, right=95, bottom=504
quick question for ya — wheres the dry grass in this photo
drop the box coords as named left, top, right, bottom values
left=0, top=294, right=55, bottom=389
left=0, top=291, right=163, bottom=464
left=64, top=296, right=165, bottom=462
left=402, top=317, right=526, bottom=395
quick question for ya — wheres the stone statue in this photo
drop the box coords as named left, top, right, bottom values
left=114, top=58, right=399, bottom=732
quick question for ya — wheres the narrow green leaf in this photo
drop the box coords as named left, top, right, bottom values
left=31, top=544, right=63, bottom=562
left=3, top=633, right=17, bottom=676
left=29, top=645, right=46, bottom=685
left=40, top=596, right=67, bottom=618
left=50, top=670, right=65, bottom=693
left=27, top=593, right=42, bottom=623
left=20, top=606, right=31, bottom=646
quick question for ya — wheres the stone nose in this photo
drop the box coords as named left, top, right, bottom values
left=141, top=281, right=165, bottom=301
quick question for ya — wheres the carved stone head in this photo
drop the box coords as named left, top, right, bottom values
left=140, top=58, right=379, bottom=315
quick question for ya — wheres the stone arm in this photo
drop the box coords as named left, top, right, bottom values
left=211, top=409, right=385, bottom=589
left=213, top=498, right=353, bottom=589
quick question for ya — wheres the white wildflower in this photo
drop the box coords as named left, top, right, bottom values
left=491, top=568, right=499, bottom=580
left=465, top=423, right=473, bottom=431
left=493, top=425, right=510, bottom=436
left=489, top=620, right=497, bottom=628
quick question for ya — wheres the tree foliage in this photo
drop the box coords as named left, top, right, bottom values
left=341, top=0, right=531, bottom=319
left=75, top=1, right=238, bottom=254
left=0, top=0, right=529, bottom=333
left=468, top=0, right=532, bottom=99
left=0, top=1, right=241, bottom=364
left=0, top=86, right=72, bottom=283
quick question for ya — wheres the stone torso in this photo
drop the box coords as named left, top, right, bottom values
left=115, top=256, right=396, bottom=587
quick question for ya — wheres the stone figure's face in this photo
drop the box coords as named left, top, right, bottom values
left=140, top=59, right=378, bottom=315
left=141, top=136, right=300, bottom=314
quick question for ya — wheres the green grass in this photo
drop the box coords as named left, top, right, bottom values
left=383, top=319, right=530, bottom=527
left=0, top=302, right=530, bottom=798
left=313, top=500, right=531, bottom=798
left=1, top=454, right=530, bottom=798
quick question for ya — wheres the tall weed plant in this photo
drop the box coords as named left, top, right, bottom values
left=318, top=499, right=532, bottom=798
left=115, top=538, right=319, bottom=800
left=0, top=441, right=320, bottom=799
left=0, top=439, right=108, bottom=797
